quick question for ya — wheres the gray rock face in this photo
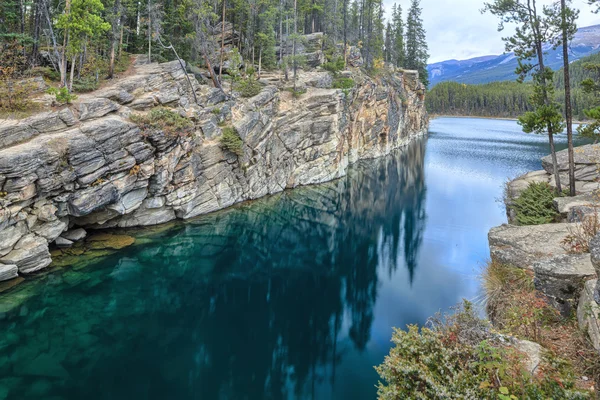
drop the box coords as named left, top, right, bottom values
left=533, top=254, right=596, bottom=316
left=577, top=279, right=600, bottom=351
left=542, top=144, right=600, bottom=181
left=589, top=233, right=600, bottom=303
left=0, top=57, right=427, bottom=278
left=488, top=223, right=573, bottom=270
left=0, top=264, right=18, bottom=282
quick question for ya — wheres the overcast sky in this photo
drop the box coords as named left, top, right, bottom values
left=382, top=0, right=600, bottom=63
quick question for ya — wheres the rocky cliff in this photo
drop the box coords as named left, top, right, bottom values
left=0, top=57, right=428, bottom=279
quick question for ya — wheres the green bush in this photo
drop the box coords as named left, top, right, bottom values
left=376, top=301, right=590, bottom=400
left=72, top=77, right=99, bottom=93
left=130, top=107, right=194, bottom=136
left=511, top=182, right=559, bottom=225
left=322, top=56, right=345, bottom=74
left=236, top=77, right=263, bottom=98
left=220, top=126, right=243, bottom=156
left=47, top=86, right=77, bottom=105
left=332, top=77, right=355, bottom=90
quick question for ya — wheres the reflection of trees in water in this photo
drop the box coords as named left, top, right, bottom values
left=0, top=138, right=428, bottom=400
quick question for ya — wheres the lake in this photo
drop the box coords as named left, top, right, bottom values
left=0, top=117, right=590, bottom=399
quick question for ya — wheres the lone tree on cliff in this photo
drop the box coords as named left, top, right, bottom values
left=483, top=0, right=566, bottom=194
left=405, top=0, right=429, bottom=86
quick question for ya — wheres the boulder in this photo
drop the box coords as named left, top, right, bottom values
left=488, top=223, right=573, bottom=270
left=0, top=264, right=18, bottom=282
left=577, top=279, right=600, bottom=352
left=589, top=233, right=600, bottom=303
left=60, top=228, right=87, bottom=242
left=533, top=254, right=596, bottom=316
left=0, top=234, right=51, bottom=273
left=513, top=339, right=543, bottom=376
left=54, top=237, right=74, bottom=248
left=542, top=143, right=600, bottom=181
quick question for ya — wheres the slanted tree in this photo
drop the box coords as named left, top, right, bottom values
left=555, top=0, right=579, bottom=196
left=483, top=0, right=565, bottom=193
left=405, top=0, right=428, bottom=85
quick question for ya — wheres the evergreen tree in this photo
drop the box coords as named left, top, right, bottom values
left=391, top=3, right=405, bottom=68
left=483, top=0, right=565, bottom=193
left=405, top=0, right=428, bottom=85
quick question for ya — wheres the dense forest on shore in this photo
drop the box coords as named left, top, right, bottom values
left=0, top=0, right=430, bottom=116
left=426, top=52, right=600, bottom=120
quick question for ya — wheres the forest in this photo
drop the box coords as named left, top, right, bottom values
left=0, top=0, right=429, bottom=115
left=426, top=52, right=600, bottom=120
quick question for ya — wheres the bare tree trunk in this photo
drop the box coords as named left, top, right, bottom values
left=343, top=0, right=347, bottom=67
left=61, top=0, right=72, bottom=87
left=41, top=0, right=65, bottom=83
left=147, top=0, right=152, bottom=63
left=562, top=0, right=575, bottom=196
left=108, top=0, right=122, bottom=78
left=69, top=55, right=76, bottom=91
left=258, top=46, right=262, bottom=78
left=119, top=24, right=124, bottom=58
left=219, top=0, right=226, bottom=82
left=293, top=0, right=297, bottom=91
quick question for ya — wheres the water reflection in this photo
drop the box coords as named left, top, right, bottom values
left=0, top=137, right=427, bottom=400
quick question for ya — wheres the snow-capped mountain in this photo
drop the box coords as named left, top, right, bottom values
left=427, top=24, right=600, bottom=87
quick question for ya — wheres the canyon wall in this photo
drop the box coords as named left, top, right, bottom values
left=0, top=57, right=427, bottom=278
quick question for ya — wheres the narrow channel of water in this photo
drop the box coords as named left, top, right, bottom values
left=0, top=117, right=590, bottom=399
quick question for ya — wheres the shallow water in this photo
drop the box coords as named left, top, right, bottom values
left=0, top=117, right=591, bottom=399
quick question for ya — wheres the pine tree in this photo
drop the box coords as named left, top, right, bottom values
left=483, top=0, right=565, bottom=193
left=405, top=0, right=428, bottom=85
left=391, top=3, right=405, bottom=68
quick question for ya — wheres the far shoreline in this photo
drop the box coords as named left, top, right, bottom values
left=429, top=114, right=590, bottom=125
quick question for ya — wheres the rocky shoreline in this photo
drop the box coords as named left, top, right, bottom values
left=0, top=56, right=427, bottom=283
left=489, top=144, right=600, bottom=362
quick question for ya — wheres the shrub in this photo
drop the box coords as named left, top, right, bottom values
left=483, top=261, right=600, bottom=387
left=130, top=107, right=194, bottom=137
left=376, top=300, right=590, bottom=399
left=219, top=126, right=243, bottom=156
left=72, top=77, right=99, bottom=93
left=47, top=86, right=77, bottom=105
left=322, top=56, right=345, bottom=74
left=236, top=77, right=263, bottom=98
left=511, top=182, right=559, bottom=225
left=0, top=79, right=36, bottom=111
left=332, top=77, right=355, bottom=90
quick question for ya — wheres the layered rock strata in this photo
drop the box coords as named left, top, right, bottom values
left=0, top=58, right=427, bottom=279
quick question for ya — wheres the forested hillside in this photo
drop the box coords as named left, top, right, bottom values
left=0, top=0, right=430, bottom=114
left=426, top=53, right=600, bottom=120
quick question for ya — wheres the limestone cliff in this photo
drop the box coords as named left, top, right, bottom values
left=0, top=57, right=427, bottom=278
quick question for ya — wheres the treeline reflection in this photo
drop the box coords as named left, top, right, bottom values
left=0, top=138, right=427, bottom=400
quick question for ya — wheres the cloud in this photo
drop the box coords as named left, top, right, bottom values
left=382, top=0, right=600, bottom=63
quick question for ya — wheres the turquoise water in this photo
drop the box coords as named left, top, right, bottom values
left=0, top=118, right=590, bottom=399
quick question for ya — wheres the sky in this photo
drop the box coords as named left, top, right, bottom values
left=382, top=0, right=600, bottom=63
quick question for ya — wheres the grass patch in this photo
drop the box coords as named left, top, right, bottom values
left=376, top=300, right=591, bottom=399
left=483, top=261, right=600, bottom=389
left=511, top=182, right=559, bottom=225
left=219, top=126, right=243, bottom=156
left=130, top=107, right=194, bottom=137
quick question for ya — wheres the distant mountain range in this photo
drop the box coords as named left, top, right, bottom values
left=427, top=24, right=600, bottom=87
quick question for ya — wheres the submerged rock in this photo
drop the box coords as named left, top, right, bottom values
left=87, top=233, right=136, bottom=250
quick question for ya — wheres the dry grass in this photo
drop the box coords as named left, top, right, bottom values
left=483, top=260, right=600, bottom=390
left=562, top=205, right=600, bottom=253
